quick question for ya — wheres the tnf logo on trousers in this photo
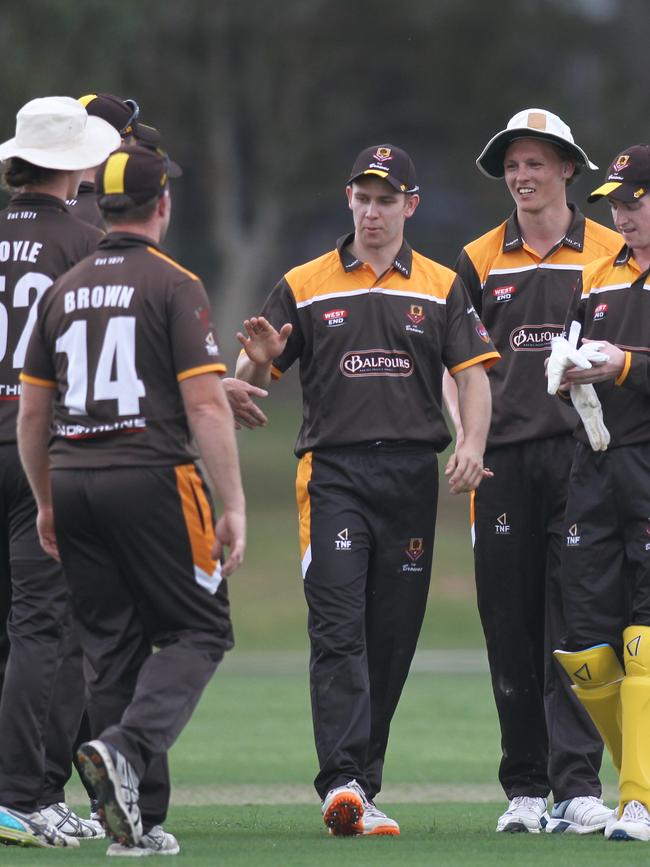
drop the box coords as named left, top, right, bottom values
left=335, top=528, right=351, bottom=550
left=494, top=513, right=510, bottom=535
left=566, top=524, right=581, bottom=546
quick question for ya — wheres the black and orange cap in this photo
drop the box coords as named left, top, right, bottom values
left=588, top=144, right=650, bottom=203
left=78, top=93, right=160, bottom=145
left=96, top=145, right=182, bottom=205
left=347, top=144, right=419, bottom=193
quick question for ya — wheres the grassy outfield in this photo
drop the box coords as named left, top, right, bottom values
left=0, top=669, right=623, bottom=865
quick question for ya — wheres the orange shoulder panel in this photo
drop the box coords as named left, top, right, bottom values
left=147, top=247, right=200, bottom=281
left=285, top=250, right=344, bottom=305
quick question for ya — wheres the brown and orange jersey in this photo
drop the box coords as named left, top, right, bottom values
left=564, top=246, right=650, bottom=447
left=261, top=233, right=499, bottom=456
left=22, top=232, right=225, bottom=468
left=0, top=192, right=103, bottom=443
left=456, top=206, right=620, bottom=447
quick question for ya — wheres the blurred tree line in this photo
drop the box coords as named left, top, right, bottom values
left=0, top=0, right=645, bottom=367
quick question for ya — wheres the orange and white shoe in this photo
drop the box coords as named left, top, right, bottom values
left=322, top=780, right=365, bottom=836
left=359, top=801, right=400, bottom=836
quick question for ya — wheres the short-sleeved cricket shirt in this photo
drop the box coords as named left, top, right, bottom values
left=455, top=206, right=620, bottom=447
left=260, top=234, right=499, bottom=456
left=564, top=245, right=650, bottom=448
left=22, top=232, right=226, bottom=468
left=0, top=192, right=103, bottom=443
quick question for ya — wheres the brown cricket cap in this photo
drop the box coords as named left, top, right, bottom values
left=96, top=144, right=182, bottom=205
left=588, top=144, right=650, bottom=203
left=347, top=144, right=419, bottom=193
left=78, top=93, right=160, bottom=145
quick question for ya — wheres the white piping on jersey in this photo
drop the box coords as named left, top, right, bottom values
left=486, top=263, right=584, bottom=277
left=295, top=287, right=446, bottom=309
left=194, top=562, right=223, bottom=594
left=481, top=262, right=584, bottom=289
left=580, top=282, right=633, bottom=299
left=301, top=544, right=312, bottom=579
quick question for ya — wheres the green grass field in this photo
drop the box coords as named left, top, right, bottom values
left=0, top=667, right=625, bottom=865
left=0, top=391, right=629, bottom=864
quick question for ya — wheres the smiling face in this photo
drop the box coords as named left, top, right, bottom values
left=346, top=176, right=419, bottom=252
left=503, top=138, right=575, bottom=214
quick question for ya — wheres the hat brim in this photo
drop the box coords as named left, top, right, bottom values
left=587, top=180, right=649, bottom=203
left=476, top=129, right=598, bottom=179
left=0, top=116, right=121, bottom=171
left=132, top=123, right=161, bottom=146
left=347, top=169, right=417, bottom=193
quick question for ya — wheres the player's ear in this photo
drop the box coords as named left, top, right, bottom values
left=404, top=193, right=420, bottom=218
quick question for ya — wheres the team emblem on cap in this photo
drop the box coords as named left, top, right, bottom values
left=613, top=155, right=630, bottom=173
left=373, top=147, right=392, bottom=162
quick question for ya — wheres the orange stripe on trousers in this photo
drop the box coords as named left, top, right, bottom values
left=175, top=464, right=216, bottom=576
left=295, top=452, right=313, bottom=560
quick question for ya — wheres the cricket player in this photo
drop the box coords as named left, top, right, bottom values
left=236, top=143, right=498, bottom=836
left=18, top=145, right=245, bottom=856
left=448, top=109, right=621, bottom=834
left=550, top=143, right=650, bottom=842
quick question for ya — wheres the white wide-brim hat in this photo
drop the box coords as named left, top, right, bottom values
left=476, top=108, right=598, bottom=179
left=0, top=96, right=121, bottom=171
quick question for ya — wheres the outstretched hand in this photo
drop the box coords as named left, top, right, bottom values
left=236, top=317, right=293, bottom=367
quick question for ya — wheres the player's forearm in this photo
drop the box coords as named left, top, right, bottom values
left=455, top=364, right=491, bottom=454
left=17, top=384, right=55, bottom=510
left=235, top=352, right=272, bottom=389
left=442, top=368, right=462, bottom=436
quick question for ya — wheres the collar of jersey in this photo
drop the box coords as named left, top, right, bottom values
left=9, top=192, right=69, bottom=213
left=97, top=231, right=161, bottom=252
left=336, top=232, right=413, bottom=278
left=502, top=204, right=586, bottom=254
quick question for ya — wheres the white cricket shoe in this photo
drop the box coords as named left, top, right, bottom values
left=605, top=799, right=650, bottom=841
left=496, top=796, right=549, bottom=833
left=106, top=825, right=180, bottom=856
left=0, top=805, right=79, bottom=848
left=359, top=800, right=400, bottom=836
left=38, top=801, right=105, bottom=839
left=77, top=739, right=142, bottom=846
left=546, top=796, right=613, bottom=834
left=322, top=779, right=365, bottom=836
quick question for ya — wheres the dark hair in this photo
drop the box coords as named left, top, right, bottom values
left=553, top=144, right=582, bottom=186
left=1, top=157, right=61, bottom=190
left=98, top=193, right=159, bottom=223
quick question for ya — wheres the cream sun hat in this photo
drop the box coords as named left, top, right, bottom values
left=0, top=96, right=121, bottom=171
left=476, top=108, right=598, bottom=179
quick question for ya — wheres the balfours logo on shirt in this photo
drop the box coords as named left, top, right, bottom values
left=509, top=324, right=564, bottom=351
left=340, top=350, right=414, bottom=377
left=323, top=309, right=348, bottom=327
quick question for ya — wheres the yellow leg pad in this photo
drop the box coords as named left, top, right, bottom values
left=554, top=645, right=623, bottom=772
left=620, top=626, right=650, bottom=807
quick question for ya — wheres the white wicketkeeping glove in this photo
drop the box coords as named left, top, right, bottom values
left=547, top=336, right=592, bottom=395
left=576, top=341, right=610, bottom=364
left=570, top=383, right=610, bottom=451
